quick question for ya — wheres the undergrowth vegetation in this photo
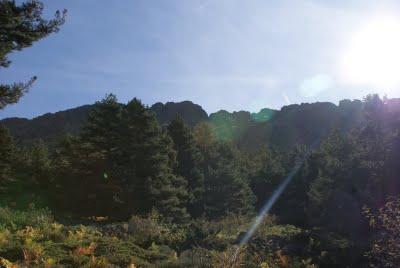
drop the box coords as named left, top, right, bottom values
left=2, top=94, right=400, bottom=267
left=0, top=207, right=332, bottom=267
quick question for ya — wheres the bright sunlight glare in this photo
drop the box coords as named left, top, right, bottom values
left=340, top=17, right=400, bottom=93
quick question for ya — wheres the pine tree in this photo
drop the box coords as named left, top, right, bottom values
left=0, top=0, right=66, bottom=109
left=193, top=122, right=215, bottom=151
left=53, top=96, right=189, bottom=221
left=203, top=142, right=255, bottom=218
left=28, top=140, right=51, bottom=187
left=306, top=129, right=364, bottom=235
left=355, top=94, right=389, bottom=206
left=81, top=94, right=123, bottom=153
left=0, top=125, right=14, bottom=192
left=248, top=147, right=286, bottom=210
left=167, top=116, right=205, bottom=217
left=193, top=123, right=255, bottom=218
left=51, top=134, right=81, bottom=212
left=52, top=95, right=124, bottom=216
left=120, top=99, right=188, bottom=222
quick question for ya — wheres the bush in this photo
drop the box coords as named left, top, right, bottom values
left=0, top=206, right=53, bottom=230
left=128, top=212, right=187, bottom=249
left=0, top=206, right=181, bottom=267
left=128, top=214, right=162, bottom=245
left=177, top=247, right=214, bottom=267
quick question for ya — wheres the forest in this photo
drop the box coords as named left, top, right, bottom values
left=1, top=1, right=400, bottom=267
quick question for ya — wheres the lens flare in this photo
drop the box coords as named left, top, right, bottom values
left=230, top=141, right=320, bottom=264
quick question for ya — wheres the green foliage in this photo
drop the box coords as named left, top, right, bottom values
left=127, top=212, right=187, bottom=251
left=209, top=110, right=254, bottom=142
left=201, top=141, right=255, bottom=218
left=168, top=116, right=205, bottom=217
left=248, top=147, right=286, bottom=210
left=0, top=0, right=66, bottom=109
left=186, top=127, right=262, bottom=219
left=51, top=95, right=127, bottom=216
left=4, top=94, right=400, bottom=266
left=0, top=77, right=36, bottom=110
left=0, top=125, right=14, bottom=192
left=306, top=129, right=364, bottom=235
left=120, top=98, right=189, bottom=222
left=177, top=247, right=214, bottom=267
left=0, top=207, right=180, bottom=267
left=0, top=207, right=52, bottom=230
left=364, top=197, right=400, bottom=268
left=52, top=95, right=189, bottom=222
left=3, top=4, right=400, bottom=268
left=193, top=121, right=216, bottom=151
left=27, top=140, right=51, bottom=187
left=251, top=108, right=276, bottom=122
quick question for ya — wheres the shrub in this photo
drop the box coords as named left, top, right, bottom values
left=128, top=215, right=162, bottom=245
left=178, top=247, right=214, bottom=267
left=0, top=207, right=53, bottom=230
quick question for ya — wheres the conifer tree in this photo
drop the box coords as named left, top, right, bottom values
left=53, top=96, right=189, bottom=221
left=192, top=123, right=255, bottom=218
left=203, top=142, right=255, bottom=218
left=0, top=125, right=14, bottom=192
left=355, top=94, right=389, bottom=205
left=0, top=0, right=66, bottom=109
left=28, top=139, right=51, bottom=187
left=77, top=94, right=123, bottom=216
left=167, top=116, right=205, bottom=217
left=248, top=147, right=286, bottom=210
left=120, top=99, right=188, bottom=222
left=193, top=122, right=215, bottom=151
left=306, top=129, right=364, bottom=235
left=52, top=95, right=124, bottom=216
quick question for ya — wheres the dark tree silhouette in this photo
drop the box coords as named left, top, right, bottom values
left=0, top=0, right=66, bottom=109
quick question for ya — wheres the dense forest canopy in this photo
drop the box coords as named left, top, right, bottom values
left=2, top=92, right=400, bottom=267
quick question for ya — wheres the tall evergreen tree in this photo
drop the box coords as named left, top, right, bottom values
left=248, top=147, right=286, bottom=210
left=192, top=123, right=255, bottom=218
left=354, top=95, right=389, bottom=207
left=0, top=125, right=14, bottom=192
left=0, top=0, right=66, bottom=109
left=306, top=129, right=365, bottom=236
left=28, top=139, right=51, bottom=187
left=53, top=96, right=189, bottom=221
left=167, top=116, right=205, bottom=217
left=193, top=122, right=215, bottom=151
left=120, top=99, right=188, bottom=222
left=202, top=142, right=255, bottom=218
left=52, top=95, right=124, bottom=216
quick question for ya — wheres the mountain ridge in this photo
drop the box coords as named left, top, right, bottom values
left=0, top=98, right=366, bottom=150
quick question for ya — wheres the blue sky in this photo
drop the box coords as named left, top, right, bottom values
left=2, top=0, right=400, bottom=119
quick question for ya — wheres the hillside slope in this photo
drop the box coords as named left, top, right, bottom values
left=1, top=101, right=209, bottom=146
left=1, top=99, right=365, bottom=150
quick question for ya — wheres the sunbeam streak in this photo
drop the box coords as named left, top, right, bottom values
left=230, top=141, right=320, bottom=265
left=238, top=160, right=304, bottom=247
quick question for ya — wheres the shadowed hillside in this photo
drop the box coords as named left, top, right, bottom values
left=1, top=105, right=93, bottom=146
left=1, top=101, right=209, bottom=146
left=150, top=101, right=208, bottom=126
left=1, top=99, right=365, bottom=151
left=239, top=100, right=363, bottom=150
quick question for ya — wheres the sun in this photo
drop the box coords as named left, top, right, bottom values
left=340, top=17, right=400, bottom=93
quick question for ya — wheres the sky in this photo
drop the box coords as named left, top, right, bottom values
left=2, top=0, right=400, bottom=119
